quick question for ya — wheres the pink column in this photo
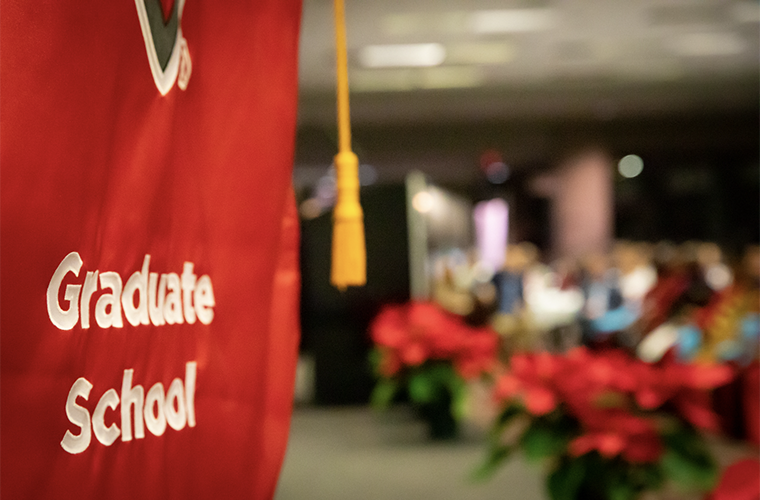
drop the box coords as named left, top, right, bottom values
left=551, top=149, right=614, bottom=259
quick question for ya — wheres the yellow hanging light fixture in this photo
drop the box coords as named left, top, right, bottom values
left=331, top=0, right=366, bottom=290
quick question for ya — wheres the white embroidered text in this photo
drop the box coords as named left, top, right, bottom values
left=47, top=252, right=215, bottom=331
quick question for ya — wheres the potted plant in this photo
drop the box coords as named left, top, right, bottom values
left=477, top=347, right=734, bottom=500
left=369, top=301, right=499, bottom=439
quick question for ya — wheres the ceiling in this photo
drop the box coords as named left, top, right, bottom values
left=296, top=0, right=759, bottom=126
left=294, top=0, right=759, bottom=187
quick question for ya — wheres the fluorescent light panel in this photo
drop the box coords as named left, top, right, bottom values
left=358, top=43, right=446, bottom=68
left=469, top=8, right=556, bottom=34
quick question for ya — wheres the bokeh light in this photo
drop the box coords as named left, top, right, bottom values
left=618, top=154, right=644, bottom=178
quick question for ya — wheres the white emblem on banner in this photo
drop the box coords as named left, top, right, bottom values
left=135, top=0, right=191, bottom=95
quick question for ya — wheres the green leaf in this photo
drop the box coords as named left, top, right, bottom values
left=408, top=371, right=435, bottom=404
left=450, top=383, right=468, bottom=421
left=660, top=424, right=718, bottom=491
left=660, top=449, right=717, bottom=491
left=482, top=405, right=526, bottom=453
left=370, top=378, right=398, bottom=410
left=429, top=362, right=456, bottom=383
left=368, top=348, right=383, bottom=374
left=472, top=445, right=514, bottom=482
left=547, top=458, right=586, bottom=500
left=609, top=485, right=634, bottom=500
left=521, top=420, right=570, bottom=462
left=628, top=463, right=665, bottom=491
left=607, top=469, right=637, bottom=500
left=434, top=367, right=466, bottom=421
left=495, top=404, right=523, bottom=429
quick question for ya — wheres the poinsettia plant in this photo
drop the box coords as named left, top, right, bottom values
left=477, top=347, right=734, bottom=500
left=369, top=301, right=499, bottom=438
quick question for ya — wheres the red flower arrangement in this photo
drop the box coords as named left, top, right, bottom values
left=479, top=347, right=734, bottom=500
left=369, top=301, right=499, bottom=438
left=371, top=301, right=498, bottom=379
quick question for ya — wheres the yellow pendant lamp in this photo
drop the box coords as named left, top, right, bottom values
left=330, top=0, right=366, bottom=290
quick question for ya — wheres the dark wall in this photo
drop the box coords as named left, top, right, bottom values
left=614, top=152, right=759, bottom=254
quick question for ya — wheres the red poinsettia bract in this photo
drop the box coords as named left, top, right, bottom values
left=492, top=347, right=733, bottom=463
left=370, top=301, right=499, bottom=380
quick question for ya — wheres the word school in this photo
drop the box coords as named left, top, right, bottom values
left=47, top=252, right=215, bottom=331
left=61, top=362, right=197, bottom=454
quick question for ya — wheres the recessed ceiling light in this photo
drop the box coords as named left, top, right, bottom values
left=358, top=43, right=446, bottom=68
left=469, top=8, right=556, bottom=34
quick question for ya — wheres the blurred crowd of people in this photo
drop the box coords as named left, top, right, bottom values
left=430, top=240, right=760, bottom=366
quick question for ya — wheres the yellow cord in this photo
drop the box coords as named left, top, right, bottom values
left=331, top=0, right=366, bottom=290
left=334, top=0, right=351, bottom=155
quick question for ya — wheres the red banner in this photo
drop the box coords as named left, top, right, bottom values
left=1, top=1, right=302, bottom=498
